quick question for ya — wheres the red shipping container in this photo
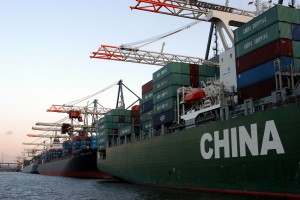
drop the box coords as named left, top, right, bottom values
left=118, top=115, right=125, bottom=123
left=236, top=39, right=293, bottom=74
left=237, top=78, right=276, bottom=103
left=130, top=110, right=140, bottom=117
left=142, top=80, right=153, bottom=94
left=189, top=64, right=199, bottom=76
left=131, top=116, right=140, bottom=125
left=190, top=75, right=199, bottom=88
left=131, top=105, right=140, bottom=111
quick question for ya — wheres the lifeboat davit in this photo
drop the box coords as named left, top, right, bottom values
left=184, top=89, right=205, bottom=104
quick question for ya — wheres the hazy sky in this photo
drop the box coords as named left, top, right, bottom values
left=0, top=0, right=268, bottom=162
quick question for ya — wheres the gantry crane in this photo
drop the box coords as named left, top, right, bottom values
left=90, top=21, right=218, bottom=66
left=130, top=0, right=256, bottom=20
left=27, top=134, right=70, bottom=138
left=35, top=122, right=93, bottom=128
left=46, top=80, right=125, bottom=128
left=22, top=142, right=50, bottom=146
left=46, top=80, right=140, bottom=138
left=130, top=0, right=255, bottom=55
left=90, top=44, right=217, bottom=66
left=47, top=80, right=140, bottom=119
left=91, top=0, right=255, bottom=65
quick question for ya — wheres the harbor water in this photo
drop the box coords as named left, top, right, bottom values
left=0, top=172, right=276, bottom=200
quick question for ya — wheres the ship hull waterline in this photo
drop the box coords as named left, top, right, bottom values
left=97, top=103, right=300, bottom=198
left=39, top=150, right=111, bottom=179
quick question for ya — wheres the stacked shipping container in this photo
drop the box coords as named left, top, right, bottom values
left=234, top=5, right=300, bottom=102
left=152, top=62, right=219, bottom=127
left=141, top=80, right=153, bottom=134
left=131, top=62, right=219, bottom=129
left=119, top=105, right=141, bottom=139
left=96, top=62, right=220, bottom=144
left=97, top=109, right=131, bottom=150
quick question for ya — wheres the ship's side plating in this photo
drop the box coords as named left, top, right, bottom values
left=98, top=99, right=300, bottom=197
left=39, top=150, right=111, bottom=178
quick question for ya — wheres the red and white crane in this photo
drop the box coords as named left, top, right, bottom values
left=91, top=0, right=255, bottom=64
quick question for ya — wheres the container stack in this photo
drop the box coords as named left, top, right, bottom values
left=48, top=149, right=62, bottom=159
left=45, top=150, right=50, bottom=162
left=152, top=63, right=190, bottom=127
left=151, top=62, right=218, bottom=127
left=140, top=80, right=153, bottom=134
left=90, top=135, right=97, bottom=150
left=198, top=64, right=220, bottom=85
left=119, top=105, right=141, bottom=142
left=234, top=5, right=300, bottom=102
left=97, top=109, right=131, bottom=150
left=139, top=62, right=220, bottom=129
left=62, top=140, right=72, bottom=157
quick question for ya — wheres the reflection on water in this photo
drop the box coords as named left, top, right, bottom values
left=0, top=172, right=276, bottom=200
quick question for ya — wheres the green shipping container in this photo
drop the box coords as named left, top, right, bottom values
left=141, top=110, right=153, bottom=122
left=234, top=5, right=299, bottom=44
left=153, top=62, right=190, bottom=83
left=142, top=120, right=152, bottom=132
left=294, top=58, right=300, bottom=73
left=98, top=129, right=111, bottom=137
left=119, top=125, right=132, bottom=137
left=235, top=22, right=292, bottom=58
left=107, top=109, right=131, bottom=117
left=293, top=41, right=300, bottom=58
left=111, top=116, right=131, bottom=123
left=199, top=76, right=212, bottom=86
left=153, top=74, right=190, bottom=93
left=153, top=97, right=176, bottom=115
left=141, top=90, right=153, bottom=104
left=119, top=123, right=131, bottom=129
left=98, top=134, right=109, bottom=144
left=98, top=143, right=107, bottom=150
left=119, top=125, right=140, bottom=137
left=198, top=65, right=220, bottom=77
left=99, top=115, right=113, bottom=124
left=98, top=122, right=119, bottom=130
left=153, top=85, right=180, bottom=104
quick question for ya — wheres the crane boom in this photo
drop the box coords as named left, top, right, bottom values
left=22, top=142, right=50, bottom=146
left=90, top=44, right=218, bottom=66
left=27, top=134, right=70, bottom=138
left=23, top=149, right=44, bottom=151
left=130, top=0, right=256, bottom=21
left=47, top=104, right=110, bottom=115
left=31, top=127, right=83, bottom=131
left=35, top=122, right=93, bottom=128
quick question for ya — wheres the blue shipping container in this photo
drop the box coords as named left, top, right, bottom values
left=141, top=99, right=153, bottom=113
left=292, top=24, right=300, bottom=41
left=153, top=109, right=174, bottom=127
left=237, top=57, right=293, bottom=89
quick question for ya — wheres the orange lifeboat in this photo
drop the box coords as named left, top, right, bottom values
left=184, top=89, right=205, bottom=104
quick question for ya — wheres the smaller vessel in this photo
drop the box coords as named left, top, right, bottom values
left=23, top=158, right=39, bottom=174
left=37, top=134, right=111, bottom=178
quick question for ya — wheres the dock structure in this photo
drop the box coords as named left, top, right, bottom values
left=0, top=162, right=20, bottom=172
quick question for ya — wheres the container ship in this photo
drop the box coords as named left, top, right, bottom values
left=36, top=135, right=111, bottom=178
left=94, top=4, right=300, bottom=198
left=23, top=159, right=39, bottom=174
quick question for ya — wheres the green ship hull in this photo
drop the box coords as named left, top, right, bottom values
left=97, top=103, right=300, bottom=198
